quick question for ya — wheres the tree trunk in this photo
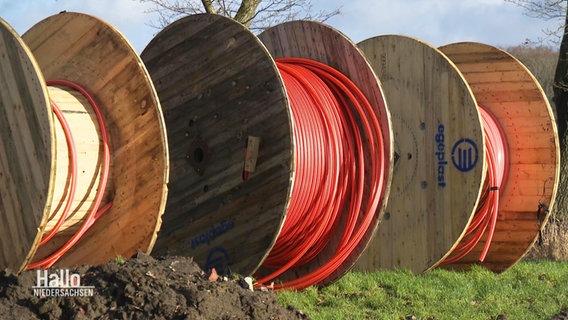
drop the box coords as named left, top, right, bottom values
left=201, top=0, right=216, bottom=14
left=234, top=0, right=262, bottom=27
left=527, top=3, right=568, bottom=260
left=526, top=134, right=568, bottom=260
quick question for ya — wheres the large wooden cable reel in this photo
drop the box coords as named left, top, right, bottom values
left=256, top=20, right=393, bottom=286
left=439, top=42, right=559, bottom=271
left=354, top=35, right=485, bottom=273
left=141, top=13, right=295, bottom=276
left=0, top=12, right=169, bottom=271
left=142, top=14, right=394, bottom=285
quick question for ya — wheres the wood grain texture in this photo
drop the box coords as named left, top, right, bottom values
left=0, top=18, right=52, bottom=272
left=22, top=12, right=168, bottom=267
left=439, top=42, right=559, bottom=272
left=141, top=14, right=292, bottom=275
left=354, top=35, right=485, bottom=273
left=257, top=21, right=394, bottom=286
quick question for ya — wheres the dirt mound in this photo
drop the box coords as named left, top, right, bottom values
left=0, top=253, right=308, bottom=320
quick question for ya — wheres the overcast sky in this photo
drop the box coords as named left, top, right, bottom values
left=0, top=0, right=563, bottom=53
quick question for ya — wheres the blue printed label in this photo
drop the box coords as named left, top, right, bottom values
left=191, top=219, right=235, bottom=250
left=205, top=247, right=231, bottom=274
left=435, top=124, right=448, bottom=187
left=451, top=139, right=479, bottom=172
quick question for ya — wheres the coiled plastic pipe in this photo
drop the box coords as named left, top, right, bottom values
left=254, top=58, right=386, bottom=290
left=442, top=104, right=509, bottom=264
left=28, top=80, right=112, bottom=269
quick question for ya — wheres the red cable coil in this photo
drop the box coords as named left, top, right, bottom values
left=254, top=58, right=386, bottom=290
left=442, top=104, right=509, bottom=264
left=28, top=80, right=112, bottom=270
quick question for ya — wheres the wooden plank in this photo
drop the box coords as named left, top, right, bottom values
left=498, top=210, right=543, bottom=221
left=491, top=219, right=540, bottom=232
left=446, top=61, right=522, bottom=73
left=440, top=42, right=559, bottom=272
left=22, top=12, right=168, bottom=267
left=0, top=18, right=52, bottom=272
left=491, top=101, right=554, bottom=118
left=504, top=178, right=557, bottom=197
left=462, top=71, right=531, bottom=84
left=500, top=195, right=553, bottom=212
left=350, top=35, right=484, bottom=274
left=469, top=81, right=543, bottom=93
left=506, top=132, right=556, bottom=148
left=256, top=21, right=394, bottom=286
left=508, top=147, right=557, bottom=164
left=142, top=14, right=292, bottom=276
left=501, top=118, right=554, bottom=133
left=472, top=89, right=545, bottom=104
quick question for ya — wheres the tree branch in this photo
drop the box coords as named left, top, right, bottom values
left=138, top=0, right=341, bottom=31
left=201, top=0, right=216, bottom=13
left=234, top=0, right=262, bottom=27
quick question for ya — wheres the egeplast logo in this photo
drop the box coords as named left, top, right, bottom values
left=32, top=269, right=95, bottom=297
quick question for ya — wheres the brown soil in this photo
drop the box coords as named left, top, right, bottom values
left=3, top=252, right=567, bottom=319
left=0, top=252, right=308, bottom=320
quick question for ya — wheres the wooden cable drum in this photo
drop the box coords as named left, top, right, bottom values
left=141, top=13, right=294, bottom=275
left=255, top=21, right=393, bottom=287
left=0, top=12, right=168, bottom=272
left=141, top=14, right=394, bottom=287
left=0, top=18, right=51, bottom=271
left=354, top=35, right=485, bottom=273
left=439, top=42, right=559, bottom=272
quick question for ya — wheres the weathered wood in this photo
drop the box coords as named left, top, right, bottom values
left=440, top=42, right=559, bottom=272
left=256, top=21, right=394, bottom=286
left=20, top=12, right=168, bottom=267
left=0, top=18, right=52, bottom=272
left=354, top=35, right=484, bottom=273
left=141, top=14, right=292, bottom=275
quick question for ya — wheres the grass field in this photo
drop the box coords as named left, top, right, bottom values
left=276, top=260, right=568, bottom=320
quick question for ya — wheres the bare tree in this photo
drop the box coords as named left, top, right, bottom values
left=139, top=0, right=340, bottom=31
left=505, top=0, right=566, bottom=43
left=507, top=0, right=568, bottom=260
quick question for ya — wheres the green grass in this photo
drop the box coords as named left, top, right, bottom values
left=114, top=255, right=126, bottom=265
left=276, top=260, right=568, bottom=320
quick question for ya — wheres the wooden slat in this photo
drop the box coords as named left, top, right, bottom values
left=440, top=42, right=559, bottom=272
left=353, top=35, right=484, bottom=274
left=494, top=101, right=554, bottom=118
left=499, top=210, right=542, bottom=221
left=492, top=219, right=540, bottom=232
left=472, top=89, right=545, bottom=104
left=463, top=71, right=532, bottom=84
left=141, top=14, right=292, bottom=276
left=469, top=80, right=542, bottom=92
left=0, top=18, right=52, bottom=272
left=22, top=12, right=168, bottom=267
left=256, top=21, right=393, bottom=286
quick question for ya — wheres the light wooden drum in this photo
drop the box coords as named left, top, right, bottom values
left=354, top=35, right=485, bottom=273
left=0, top=12, right=169, bottom=271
